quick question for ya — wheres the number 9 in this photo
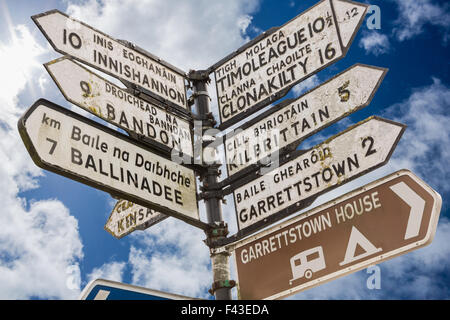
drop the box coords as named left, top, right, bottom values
left=80, top=80, right=92, bottom=97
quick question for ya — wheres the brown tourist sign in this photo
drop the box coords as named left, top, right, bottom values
left=231, top=170, right=442, bottom=299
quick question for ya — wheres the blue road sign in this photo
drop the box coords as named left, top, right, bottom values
left=79, top=279, right=197, bottom=300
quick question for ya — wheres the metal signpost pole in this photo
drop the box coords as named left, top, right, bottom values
left=189, top=70, right=233, bottom=300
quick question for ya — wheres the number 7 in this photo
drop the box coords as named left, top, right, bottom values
left=46, top=138, right=57, bottom=155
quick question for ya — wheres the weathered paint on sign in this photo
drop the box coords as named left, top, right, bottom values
left=18, top=99, right=207, bottom=229
left=45, top=57, right=193, bottom=157
left=233, top=116, right=406, bottom=232
left=224, top=64, right=387, bottom=177
left=105, top=199, right=168, bottom=239
left=231, top=170, right=442, bottom=299
left=32, top=10, right=188, bottom=110
left=212, top=0, right=368, bottom=128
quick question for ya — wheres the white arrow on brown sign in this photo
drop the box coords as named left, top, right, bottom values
left=233, top=116, right=406, bottom=234
left=45, top=57, right=193, bottom=158
left=230, top=169, right=442, bottom=300
left=224, top=64, right=387, bottom=178
left=211, top=0, right=369, bottom=129
left=105, top=199, right=168, bottom=239
left=32, top=10, right=188, bottom=110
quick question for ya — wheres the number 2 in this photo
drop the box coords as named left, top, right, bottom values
left=362, top=136, right=376, bottom=157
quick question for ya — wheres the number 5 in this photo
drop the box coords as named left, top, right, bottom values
left=338, top=81, right=350, bottom=102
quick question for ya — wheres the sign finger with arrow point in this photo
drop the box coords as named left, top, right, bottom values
left=18, top=99, right=207, bottom=230
left=224, top=64, right=388, bottom=178
left=32, top=10, right=189, bottom=111
left=233, top=116, right=406, bottom=236
left=231, top=169, right=442, bottom=300
left=45, top=57, right=194, bottom=158
left=105, top=199, right=169, bottom=239
left=211, top=0, right=369, bottom=129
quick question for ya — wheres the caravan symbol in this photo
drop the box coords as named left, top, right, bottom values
left=289, top=246, right=326, bottom=285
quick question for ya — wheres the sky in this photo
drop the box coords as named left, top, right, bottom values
left=0, top=0, right=449, bottom=300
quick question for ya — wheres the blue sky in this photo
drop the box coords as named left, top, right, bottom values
left=0, top=0, right=449, bottom=300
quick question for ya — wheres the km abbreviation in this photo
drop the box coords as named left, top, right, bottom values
left=42, top=113, right=61, bottom=130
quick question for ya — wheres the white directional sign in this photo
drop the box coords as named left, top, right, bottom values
left=231, top=170, right=442, bottom=300
left=225, top=64, right=387, bottom=177
left=233, top=116, right=406, bottom=232
left=18, top=99, right=207, bottom=230
left=212, top=0, right=368, bottom=128
left=32, top=10, right=188, bottom=110
left=105, top=199, right=168, bottom=239
left=45, top=57, right=193, bottom=157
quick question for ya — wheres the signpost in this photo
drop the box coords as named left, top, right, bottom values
left=80, top=278, right=197, bottom=300
left=20, top=2, right=442, bottom=302
left=230, top=170, right=442, bottom=300
left=45, top=57, right=193, bottom=158
left=32, top=10, right=188, bottom=111
left=224, top=64, right=387, bottom=178
left=211, top=0, right=369, bottom=129
left=105, top=199, right=168, bottom=239
left=233, top=116, right=406, bottom=235
left=18, top=99, right=208, bottom=230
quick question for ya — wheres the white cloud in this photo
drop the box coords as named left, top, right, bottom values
left=66, top=0, right=260, bottom=70
left=359, top=31, right=390, bottom=56
left=383, top=77, right=450, bottom=193
left=392, top=0, right=450, bottom=42
left=0, top=21, right=51, bottom=191
left=0, top=18, right=84, bottom=299
left=290, top=77, right=450, bottom=299
left=237, top=14, right=253, bottom=35
left=292, top=75, right=320, bottom=96
left=0, top=199, right=83, bottom=299
left=0, top=24, right=47, bottom=130
left=128, top=218, right=211, bottom=298
left=37, top=74, right=49, bottom=95
left=86, top=261, right=126, bottom=283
